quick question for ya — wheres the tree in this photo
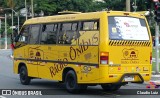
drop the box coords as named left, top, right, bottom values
left=33, top=0, right=95, bottom=15
left=102, top=0, right=125, bottom=11
left=0, top=21, right=12, bottom=37
left=34, top=0, right=57, bottom=15
left=0, top=0, right=155, bottom=24
left=100, top=0, right=151, bottom=12
left=5, top=0, right=15, bottom=8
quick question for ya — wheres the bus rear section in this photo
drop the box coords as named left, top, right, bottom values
left=99, top=14, right=152, bottom=90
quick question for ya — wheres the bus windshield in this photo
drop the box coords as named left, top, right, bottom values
left=108, top=16, right=149, bottom=40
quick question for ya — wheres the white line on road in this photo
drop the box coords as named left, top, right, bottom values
left=0, top=96, right=7, bottom=98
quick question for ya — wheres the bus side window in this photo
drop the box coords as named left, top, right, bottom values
left=18, top=25, right=29, bottom=43
left=93, top=21, right=99, bottom=30
left=79, top=20, right=99, bottom=45
left=14, top=25, right=29, bottom=48
left=41, top=24, right=58, bottom=44
left=41, top=25, right=47, bottom=44
left=71, top=23, right=79, bottom=40
left=81, top=20, right=99, bottom=31
left=29, top=25, right=40, bottom=44
left=58, top=22, right=78, bottom=45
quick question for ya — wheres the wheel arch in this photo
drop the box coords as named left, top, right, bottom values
left=18, top=62, right=27, bottom=74
left=62, top=67, right=77, bottom=82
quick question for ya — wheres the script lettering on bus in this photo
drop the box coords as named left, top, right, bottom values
left=49, top=58, right=68, bottom=77
left=69, top=46, right=88, bottom=60
left=77, top=33, right=99, bottom=45
left=69, top=33, right=99, bottom=60
left=92, top=33, right=99, bottom=44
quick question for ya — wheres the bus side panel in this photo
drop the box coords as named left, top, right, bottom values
left=14, top=45, right=39, bottom=77
left=13, top=60, right=20, bottom=74
left=35, top=45, right=99, bottom=83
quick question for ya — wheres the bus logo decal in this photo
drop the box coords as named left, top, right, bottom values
left=82, top=66, right=92, bottom=73
left=122, top=48, right=138, bottom=60
left=28, top=47, right=44, bottom=65
left=121, top=48, right=139, bottom=64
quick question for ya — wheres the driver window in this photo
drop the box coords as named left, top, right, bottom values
left=18, top=25, right=29, bottom=43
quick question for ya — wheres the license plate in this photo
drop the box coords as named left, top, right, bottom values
left=124, top=76, right=134, bottom=81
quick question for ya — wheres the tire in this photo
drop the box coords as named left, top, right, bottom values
left=65, top=70, right=87, bottom=93
left=101, top=84, right=121, bottom=91
left=19, top=66, right=31, bottom=85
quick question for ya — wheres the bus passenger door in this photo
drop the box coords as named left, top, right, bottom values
left=26, top=24, right=41, bottom=77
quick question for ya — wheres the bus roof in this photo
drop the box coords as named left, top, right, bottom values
left=24, top=11, right=145, bottom=25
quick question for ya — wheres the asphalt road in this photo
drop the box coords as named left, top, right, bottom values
left=0, top=49, right=159, bottom=98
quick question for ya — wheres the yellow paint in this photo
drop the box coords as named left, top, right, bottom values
left=13, top=11, right=152, bottom=84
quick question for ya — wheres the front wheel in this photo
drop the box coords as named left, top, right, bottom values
left=101, top=84, right=121, bottom=91
left=19, top=66, right=31, bottom=85
left=65, top=70, right=87, bottom=93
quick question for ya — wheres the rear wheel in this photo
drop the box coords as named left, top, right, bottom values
left=65, top=70, right=87, bottom=93
left=19, top=66, right=31, bottom=85
left=101, top=84, right=121, bottom=91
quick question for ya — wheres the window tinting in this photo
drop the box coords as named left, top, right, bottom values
left=81, top=21, right=99, bottom=30
left=41, top=24, right=58, bottom=44
left=58, top=22, right=78, bottom=44
left=62, top=23, right=72, bottom=31
left=72, top=23, right=78, bottom=31
left=29, top=25, right=40, bottom=44
left=18, top=25, right=29, bottom=43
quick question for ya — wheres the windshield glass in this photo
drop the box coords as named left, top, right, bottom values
left=108, top=16, right=149, bottom=40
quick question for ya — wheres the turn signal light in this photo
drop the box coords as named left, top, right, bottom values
left=100, top=52, right=109, bottom=64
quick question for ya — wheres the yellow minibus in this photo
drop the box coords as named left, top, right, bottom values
left=13, top=11, right=152, bottom=93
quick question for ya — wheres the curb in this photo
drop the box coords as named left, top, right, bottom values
left=152, top=75, right=160, bottom=78
left=0, top=49, right=9, bottom=50
left=144, top=80, right=160, bottom=85
left=144, top=81, right=150, bottom=85
left=152, top=71, right=160, bottom=77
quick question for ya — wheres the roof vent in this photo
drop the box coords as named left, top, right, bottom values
left=58, top=11, right=82, bottom=15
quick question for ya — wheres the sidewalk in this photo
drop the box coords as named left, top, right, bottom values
left=151, top=57, right=160, bottom=81
left=145, top=72, right=160, bottom=88
left=151, top=72, right=160, bottom=81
